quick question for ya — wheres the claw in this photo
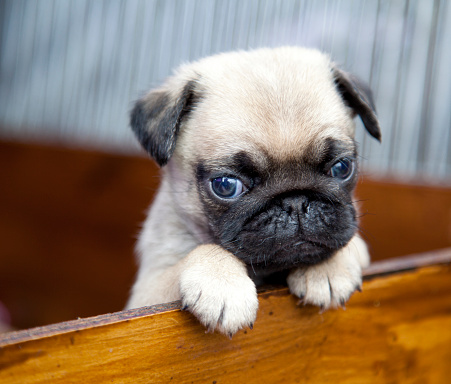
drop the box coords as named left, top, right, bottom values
left=339, top=298, right=347, bottom=310
left=218, top=304, right=225, bottom=326
left=181, top=304, right=189, bottom=311
left=249, top=323, right=254, bottom=330
left=193, top=291, right=202, bottom=306
left=296, top=294, right=305, bottom=306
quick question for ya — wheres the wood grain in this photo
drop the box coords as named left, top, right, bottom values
left=1, top=253, right=450, bottom=383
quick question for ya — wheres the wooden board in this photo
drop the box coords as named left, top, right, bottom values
left=356, top=176, right=451, bottom=259
left=0, top=140, right=157, bottom=328
left=1, top=250, right=450, bottom=383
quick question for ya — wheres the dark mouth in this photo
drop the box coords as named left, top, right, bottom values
left=293, top=239, right=331, bottom=253
left=231, top=238, right=336, bottom=274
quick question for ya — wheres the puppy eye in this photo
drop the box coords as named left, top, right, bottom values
left=328, top=158, right=354, bottom=180
left=211, top=177, right=247, bottom=199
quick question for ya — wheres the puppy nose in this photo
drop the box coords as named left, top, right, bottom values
left=281, top=194, right=309, bottom=215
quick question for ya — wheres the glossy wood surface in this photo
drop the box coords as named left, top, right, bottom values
left=1, top=251, right=450, bottom=383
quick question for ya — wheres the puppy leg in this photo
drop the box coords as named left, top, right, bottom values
left=127, top=244, right=258, bottom=337
left=287, top=235, right=369, bottom=309
left=179, top=244, right=258, bottom=336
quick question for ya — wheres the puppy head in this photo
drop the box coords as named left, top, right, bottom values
left=131, top=47, right=381, bottom=273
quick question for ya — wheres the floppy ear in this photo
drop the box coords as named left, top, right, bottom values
left=333, top=67, right=381, bottom=142
left=130, top=80, right=198, bottom=166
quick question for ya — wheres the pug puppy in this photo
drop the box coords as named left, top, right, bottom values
left=126, top=47, right=381, bottom=336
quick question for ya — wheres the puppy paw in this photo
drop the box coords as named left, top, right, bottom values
left=287, top=235, right=369, bottom=309
left=179, top=245, right=258, bottom=337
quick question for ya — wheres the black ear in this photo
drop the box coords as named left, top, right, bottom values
left=130, top=80, right=198, bottom=166
left=333, top=67, right=381, bottom=142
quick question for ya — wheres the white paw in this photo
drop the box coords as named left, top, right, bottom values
left=287, top=235, right=369, bottom=309
left=179, top=245, right=259, bottom=337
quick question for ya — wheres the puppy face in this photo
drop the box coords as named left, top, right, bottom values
left=131, top=47, right=380, bottom=274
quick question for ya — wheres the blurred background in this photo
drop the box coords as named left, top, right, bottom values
left=1, top=0, right=451, bottom=330
left=1, top=0, right=451, bottom=178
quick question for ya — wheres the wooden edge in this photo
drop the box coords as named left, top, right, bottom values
left=363, top=247, right=451, bottom=277
left=0, top=302, right=183, bottom=347
left=1, top=249, right=450, bottom=347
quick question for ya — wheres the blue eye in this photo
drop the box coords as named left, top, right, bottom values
left=211, top=177, right=246, bottom=199
left=328, top=158, right=354, bottom=180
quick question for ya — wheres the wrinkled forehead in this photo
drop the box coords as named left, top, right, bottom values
left=176, top=50, right=357, bottom=163
left=183, top=86, right=354, bottom=164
